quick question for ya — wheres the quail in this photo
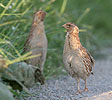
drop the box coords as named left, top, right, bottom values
left=62, top=22, right=95, bottom=93
left=24, top=10, right=47, bottom=73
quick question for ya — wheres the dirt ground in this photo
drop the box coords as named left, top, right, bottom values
left=26, top=49, right=112, bottom=100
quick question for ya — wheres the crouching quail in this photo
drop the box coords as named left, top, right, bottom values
left=62, top=22, right=95, bottom=93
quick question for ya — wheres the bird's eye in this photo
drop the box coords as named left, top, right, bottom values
left=67, top=24, right=71, bottom=27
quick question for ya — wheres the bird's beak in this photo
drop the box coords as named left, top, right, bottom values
left=43, top=11, right=47, bottom=16
left=62, top=24, right=66, bottom=28
left=45, top=12, right=47, bottom=15
left=41, top=11, right=47, bottom=21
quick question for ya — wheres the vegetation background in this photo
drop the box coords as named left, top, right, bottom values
left=0, top=0, right=112, bottom=99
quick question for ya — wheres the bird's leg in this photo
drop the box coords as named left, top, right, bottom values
left=84, top=79, right=88, bottom=92
left=76, top=78, right=82, bottom=94
left=39, top=62, right=44, bottom=73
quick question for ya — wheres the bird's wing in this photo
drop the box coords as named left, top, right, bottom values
left=79, top=46, right=95, bottom=73
left=23, top=34, right=32, bottom=53
left=86, top=49, right=95, bottom=67
left=23, top=23, right=37, bottom=53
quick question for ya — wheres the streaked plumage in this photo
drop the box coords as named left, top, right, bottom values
left=63, top=22, right=95, bottom=93
left=23, top=11, right=47, bottom=84
left=24, top=10, right=47, bottom=73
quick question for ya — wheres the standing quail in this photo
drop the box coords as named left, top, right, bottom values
left=23, top=11, right=47, bottom=84
left=24, top=10, right=47, bottom=73
left=62, top=22, right=95, bottom=93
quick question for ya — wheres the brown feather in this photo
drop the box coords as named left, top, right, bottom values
left=23, top=11, right=47, bottom=85
left=63, top=22, right=95, bottom=79
left=63, top=22, right=95, bottom=92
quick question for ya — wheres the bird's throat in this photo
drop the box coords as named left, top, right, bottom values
left=68, top=33, right=81, bottom=50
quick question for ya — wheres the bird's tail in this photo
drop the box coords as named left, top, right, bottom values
left=34, top=68, right=45, bottom=85
left=91, top=71, right=94, bottom=75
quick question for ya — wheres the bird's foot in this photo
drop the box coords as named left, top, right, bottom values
left=84, top=88, right=88, bottom=92
left=76, top=89, right=82, bottom=94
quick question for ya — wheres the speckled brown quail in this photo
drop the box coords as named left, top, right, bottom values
left=24, top=10, right=47, bottom=73
left=63, top=22, right=95, bottom=93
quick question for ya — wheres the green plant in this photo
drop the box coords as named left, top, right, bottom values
left=0, top=0, right=112, bottom=99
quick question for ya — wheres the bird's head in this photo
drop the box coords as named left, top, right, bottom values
left=62, top=22, right=79, bottom=33
left=33, top=10, right=47, bottom=22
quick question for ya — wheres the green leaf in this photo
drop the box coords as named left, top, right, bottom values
left=2, top=62, right=36, bottom=92
left=0, top=82, right=15, bottom=100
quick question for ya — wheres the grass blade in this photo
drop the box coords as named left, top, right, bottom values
left=0, top=0, right=13, bottom=19
left=76, top=8, right=90, bottom=24
left=60, top=0, right=68, bottom=16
